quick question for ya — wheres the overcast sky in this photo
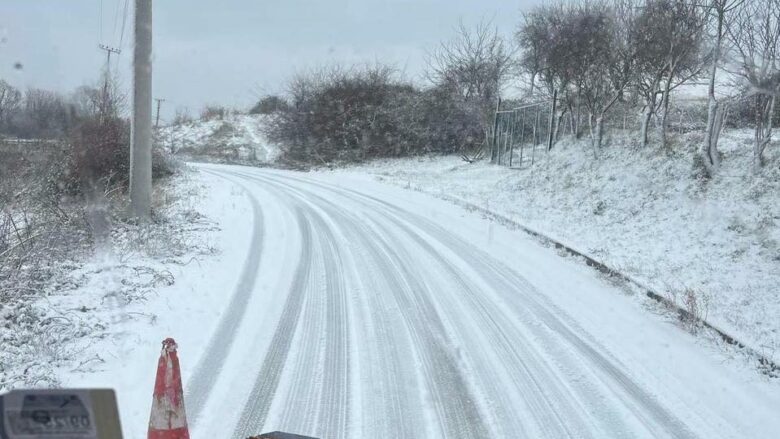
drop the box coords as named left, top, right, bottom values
left=0, top=0, right=536, bottom=121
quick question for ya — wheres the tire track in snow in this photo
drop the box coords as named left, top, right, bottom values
left=204, top=166, right=702, bottom=438
left=185, top=171, right=265, bottom=424
left=284, top=188, right=420, bottom=437
left=258, top=173, right=584, bottom=437
left=264, top=171, right=700, bottom=438
left=309, top=213, right=351, bottom=437
left=230, top=205, right=314, bottom=439
left=237, top=171, right=491, bottom=438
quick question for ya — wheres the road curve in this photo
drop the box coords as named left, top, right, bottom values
left=189, top=163, right=780, bottom=439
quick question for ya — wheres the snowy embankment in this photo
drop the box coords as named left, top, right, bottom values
left=0, top=168, right=255, bottom=438
left=158, top=114, right=280, bottom=163
left=336, top=131, right=780, bottom=365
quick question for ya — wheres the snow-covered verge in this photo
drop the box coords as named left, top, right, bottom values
left=0, top=167, right=255, bottom=438
left=334, top=130, right=780, bottom=366
left=158, top=114, right=280, bottom=164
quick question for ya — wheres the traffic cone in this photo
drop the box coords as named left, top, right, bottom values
left=148, top=338, right=190, bottom=439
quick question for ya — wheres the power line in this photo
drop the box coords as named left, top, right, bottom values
left=118, top=0, right=130, bottom=49
left=98, top=0, right=130, bottom=56
left=112, top=0, right=121, bottom=44
left=98, top=0, right=104, bottom=42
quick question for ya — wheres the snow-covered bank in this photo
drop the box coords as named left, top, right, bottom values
left=158, top=114, right=280, bottom=163
left=335, top=131, right=780, bottom=365
left=0, top=168, right=255, bottom=437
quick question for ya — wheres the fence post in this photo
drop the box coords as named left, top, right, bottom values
left=509, top=110, right=516, bottom=167
left=497, top=121, right=503, bottom=166
left=532, top=109, right=540, bottom=165
left=679, top=111, right=684, bottom=134
left=547, top=89, right=557, bottom=151
left=519, top=107, right=527, bottom=168
left=491, top=97, right=501, bottom=164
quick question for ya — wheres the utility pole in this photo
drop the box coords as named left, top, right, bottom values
left=154, top=98, right=165, bottom=127
left=98, top=44, right=122, bottom=67
left=98, top=44, right=121, bottom=115
left=130, top=0, right=152, bottom=220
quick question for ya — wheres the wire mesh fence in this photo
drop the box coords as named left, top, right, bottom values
left=490, top=99, right=554, bottom=169
left=489, top=93, right=780, bottom=168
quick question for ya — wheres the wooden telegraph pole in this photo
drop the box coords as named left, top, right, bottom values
left=155, top=98, right=165, bottom=127
left=98, top=44, right=121, bottom=115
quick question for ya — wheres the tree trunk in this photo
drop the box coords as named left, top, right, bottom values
left=755, top=94, right=775, bottom=170
left=701, top=10, right=725, bottom=175
left=587, top=113, right=600, bottom=158
left=491, top=98, right=501, bottom=164
left=568, top=108, right=575, bottom=136
left=659, top=76, right=672, bottom=150
left=575, top=102, right=583, bottom=139
left=595, top=115, right=605, bottom=150
left=641, top=104, right=653, bottom=147
left=702, top=99, right=725, bottom=175
left=554, top=109, right=566, bottom=143
left=754, top=95, right=764, bottom=169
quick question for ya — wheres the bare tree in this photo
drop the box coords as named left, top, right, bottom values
left=727, top=0, right=780, bottom=169
left=517, top=3, right=572, bottom=139
left=517, top=1, right=637, bottom=150
left=517, top=3, right=597, bottom=143
left=427, top=20, right=514, bottom=155
left=580, top=0, right=639, bottom=150
left=0, top=80, right=22, bottom=129
left=516, top=10, right=548, bottom=96
left=633, top=0, right=706, bottom=148
left=71, top=78, right=126, bottom=120
left=427, top=21, right=513, bottom=104
left=19, top=88, right=77, bottom=138
left=701, top=0, right=744, bottom=175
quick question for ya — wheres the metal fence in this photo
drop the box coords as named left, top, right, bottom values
left=490, top=96, right=555, bottom=168
left=489, top=93, right=779, bottom=166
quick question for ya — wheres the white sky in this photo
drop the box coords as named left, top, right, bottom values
left=0, top=0, right=537, bottom=121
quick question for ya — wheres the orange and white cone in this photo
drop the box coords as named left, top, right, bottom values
left=148, top=338, right=190, bottom=439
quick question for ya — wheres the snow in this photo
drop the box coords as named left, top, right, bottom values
left=333, top=130, right=780, bottom=366
left=158, top=114, right=280, bottom=163
left=191, top=164, right=780, bottom=438
left=0, top=168, right=256, bottom=438
left=3, top=151, right=778, bottom=438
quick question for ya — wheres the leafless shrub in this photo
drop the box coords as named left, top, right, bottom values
left=249, top=95, right=289, bottom=115
left=173, top=107, right=194, bottom=126
left=681, top=287, right=710, bottom=333
left=200, top=105, right=228, bottom=121
left=67, top=116, right=131, bottom=194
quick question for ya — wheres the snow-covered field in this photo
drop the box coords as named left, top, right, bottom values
left=334, top=131, right=780, bottom=364
left=158, top=114, right=280, bottom=163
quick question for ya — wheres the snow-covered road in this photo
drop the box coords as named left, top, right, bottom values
left=188, top=163, right=779, bottom=439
